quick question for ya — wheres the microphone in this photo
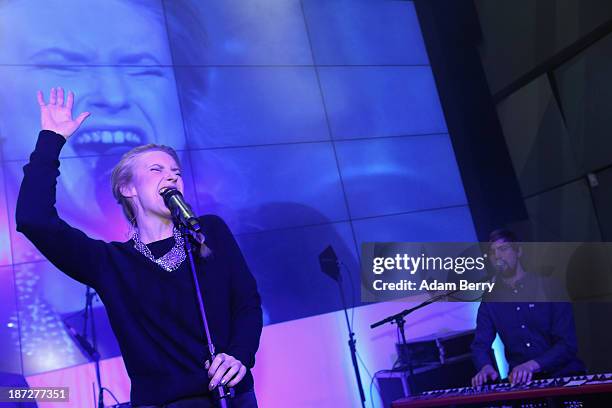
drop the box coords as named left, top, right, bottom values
left=160, top=188, right=202, bottom=233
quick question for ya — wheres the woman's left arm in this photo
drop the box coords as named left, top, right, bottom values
left=205, top=215, right=263, bottom=389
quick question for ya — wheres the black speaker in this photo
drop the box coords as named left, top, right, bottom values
left=375, top=355, right=475, bottom=408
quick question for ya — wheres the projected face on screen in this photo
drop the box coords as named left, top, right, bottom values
left=0, top=0, right=185, bottom=241
left=0, top=0, right=191, bottom=375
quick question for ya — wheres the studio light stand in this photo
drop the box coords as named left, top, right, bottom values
left=63, top=286, right=119, bottom=408
left=319, top=245, right=366, bottom=408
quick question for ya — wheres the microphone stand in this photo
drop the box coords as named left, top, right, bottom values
left=370, top=293, right=449, bottom=395
left=178, top=223, right=232, bottom=408
left=370, top=273, right=494, bottom=395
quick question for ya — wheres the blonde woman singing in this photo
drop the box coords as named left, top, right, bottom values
left=16, top=87, right=262, bottom=408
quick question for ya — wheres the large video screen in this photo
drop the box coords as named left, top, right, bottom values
left=0, top=0, right=475, bottom=375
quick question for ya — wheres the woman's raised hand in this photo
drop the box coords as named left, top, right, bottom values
left=37, top=87, right=90, bottom=139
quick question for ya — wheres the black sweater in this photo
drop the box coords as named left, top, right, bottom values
left=15, top=131, right=263, bottom=405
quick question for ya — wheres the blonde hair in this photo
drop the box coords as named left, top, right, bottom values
left=111, top=144, right=211, bottom=258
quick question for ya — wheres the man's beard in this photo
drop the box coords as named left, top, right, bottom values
left=495, top=259, right=517, bottom=278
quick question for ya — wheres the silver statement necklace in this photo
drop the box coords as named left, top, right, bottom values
left=132, top=227, right=186, bottom=272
